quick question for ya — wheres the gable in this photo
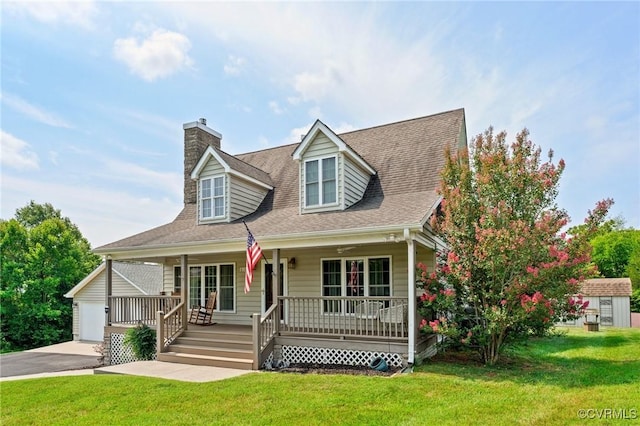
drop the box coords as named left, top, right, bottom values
left=293, top=120, right=376, bottom=213
left=191, top=146, right=272, bottom=223
left=292, top=120, right=376, bottom=175
left=191, top=146, right=273, bottom=190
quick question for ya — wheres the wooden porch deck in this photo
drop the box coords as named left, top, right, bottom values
left=109, top=295, right=426, bottom=369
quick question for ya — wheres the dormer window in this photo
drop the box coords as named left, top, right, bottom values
left=200, top=175, right=225, bottom=219
left=305, top=156, right=337, bottom=207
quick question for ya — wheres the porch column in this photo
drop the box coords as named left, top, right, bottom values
left=105, top=257, right=112, bottom=326
left=272, top=249, right=281, bottom=332
left=407, top=238, right=416, bottom=364
left=272, top=249, right=280, bottom=304
left=181, top=254, right=188, bottom=329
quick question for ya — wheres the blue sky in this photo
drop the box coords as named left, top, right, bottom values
left=1, top=1, right=638, bottom=248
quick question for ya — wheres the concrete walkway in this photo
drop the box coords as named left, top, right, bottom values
left=96, top=361, right=254, bottom=382
left=0, top=341, right=254, bottom=383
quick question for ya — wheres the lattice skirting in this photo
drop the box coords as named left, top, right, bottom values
left=108, top=332, right=156, bottom=365
left=280, top=345, right=404, bottom=368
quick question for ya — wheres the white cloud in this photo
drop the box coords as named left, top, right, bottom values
left=0, top=131, right=39, bottom=170
left=117, top=108, right=182, bottom=144
left=293, top=62, right=344, bottom=103
left=100, top=159, right=182, bottom=200
left=333, top=123, right=356, bottom=134
left=113, top=28, right=193, bottom=82
left=4, top=1, right=98, bottom=30
left=153, top=3, right=450, bottom=124
left=0, top=175, right=181, bottom=247
left=287, top=123, right=313, bottom=144
left=286, top=120, right=354, bottom=145
left=224, top=55, right=246, bottom=76
left=0, top=93, right=73, bottom=128
left=49, top=151, right=59, bottom=166
left=269, top=101, right=285, bottom=115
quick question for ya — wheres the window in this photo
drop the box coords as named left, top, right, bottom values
left=219, top=264, right=235, bottom=311
left=600, top=297, right=613, bottom=326
left=200, top=176, right=225, bottom=219
left=175, top=264, right=236, bottom=312
left=305, top=156, right=336, bottom=207
left=321, top=256, right=391, bottom=313
left=173, top=267, right=181, bottom=293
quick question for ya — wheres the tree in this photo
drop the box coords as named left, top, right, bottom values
left=0, top=202, right=100, bottom=351
left=590, top=229, right=640, bottom=284
left=418, top=128, right=612, bottom=365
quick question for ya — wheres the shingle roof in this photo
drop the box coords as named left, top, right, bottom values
left=580, top=278, right=632, bottom=297
left=113, top=261, right=163, bottom=294
left=215, top=147, right=274, bottom=187
left=65, top=261, right=163, bottom=297
left=96, top=108, right=465, bottom=251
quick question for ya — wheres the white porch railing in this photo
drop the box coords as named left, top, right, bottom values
left=108, top=295, right=180, bottom=325
left=279, top=296, right=409, bottom=340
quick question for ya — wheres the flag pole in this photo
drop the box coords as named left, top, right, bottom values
left=242, top=220, right=270, bottom=266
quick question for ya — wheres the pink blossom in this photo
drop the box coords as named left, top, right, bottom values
left=440, top=288, right=455, bottom=297
left=532, top=291, right=544, bottom=304
left=500, top=299, right=507, bottom=306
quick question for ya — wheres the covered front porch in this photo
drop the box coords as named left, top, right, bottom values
left=106, top=293, right=435, bottom=369
left=102, top=231, right=440, bottom=369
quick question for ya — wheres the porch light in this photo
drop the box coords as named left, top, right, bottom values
left=288, top=257, right=296, bottom=269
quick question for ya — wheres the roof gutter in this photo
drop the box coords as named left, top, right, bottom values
left=94, top=223, right=425, bottom=260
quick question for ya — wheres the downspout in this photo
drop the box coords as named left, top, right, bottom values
left=405, top=229, right=416, bottom=365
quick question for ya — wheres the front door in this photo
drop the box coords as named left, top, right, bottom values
left=262, top=260, right=287, bottom=320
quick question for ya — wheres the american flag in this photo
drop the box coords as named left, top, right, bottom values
left=245, top=230, right=263, bottom=293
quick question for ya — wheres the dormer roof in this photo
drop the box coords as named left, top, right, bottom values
left=190, top=145, right=274, bottom=190
left=292, top=119, right=376, bottom=175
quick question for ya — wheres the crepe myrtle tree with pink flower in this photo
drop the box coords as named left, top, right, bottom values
left=417, top=127, right=612, bottom=365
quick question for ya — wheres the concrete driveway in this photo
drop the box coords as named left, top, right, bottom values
left=0, top=341, right=101, bottom=378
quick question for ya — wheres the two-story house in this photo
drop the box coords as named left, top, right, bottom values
left=94, top=108, right=467, bottom=370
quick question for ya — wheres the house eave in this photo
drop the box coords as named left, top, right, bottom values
left=94, top=223, right=429, bottom=260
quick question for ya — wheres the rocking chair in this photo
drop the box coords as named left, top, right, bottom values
left=188, top=291, right=217, bottom=325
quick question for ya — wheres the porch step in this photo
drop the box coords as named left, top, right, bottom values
left=173, top=336, right=252, bottom=351
left=182, top=326, right=252, bottom=341
left=169, top=344, right=253, bottom=360
left=174, top=327, right=252, bottom=351
left=157, top=352, right=254, bottom=370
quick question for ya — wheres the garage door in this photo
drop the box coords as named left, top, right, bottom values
left=80, top=302, right=105, bottom=341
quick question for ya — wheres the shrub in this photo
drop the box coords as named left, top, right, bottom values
left=123, top=323, right=156, bottom=361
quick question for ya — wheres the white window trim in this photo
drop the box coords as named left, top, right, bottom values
left=199, top=175, right=226, bottom=221
left=303, top=155, right=338, bottom=209
left=319, top=256, right=393, bottom=314
left=176, top=263, right=236, bottom=313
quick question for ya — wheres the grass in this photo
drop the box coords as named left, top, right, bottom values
left=1, top=328, right=639, bottom=425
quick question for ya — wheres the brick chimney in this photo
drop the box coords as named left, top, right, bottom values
left=183, top=118, right=222, bottom=205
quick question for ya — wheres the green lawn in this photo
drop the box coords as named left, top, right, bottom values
left=2, top=328, right=639, bottom=425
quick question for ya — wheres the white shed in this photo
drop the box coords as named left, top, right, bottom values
left=65, top=262, right=163, bottom=341
left=562, top=278, right=632, bottom=328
